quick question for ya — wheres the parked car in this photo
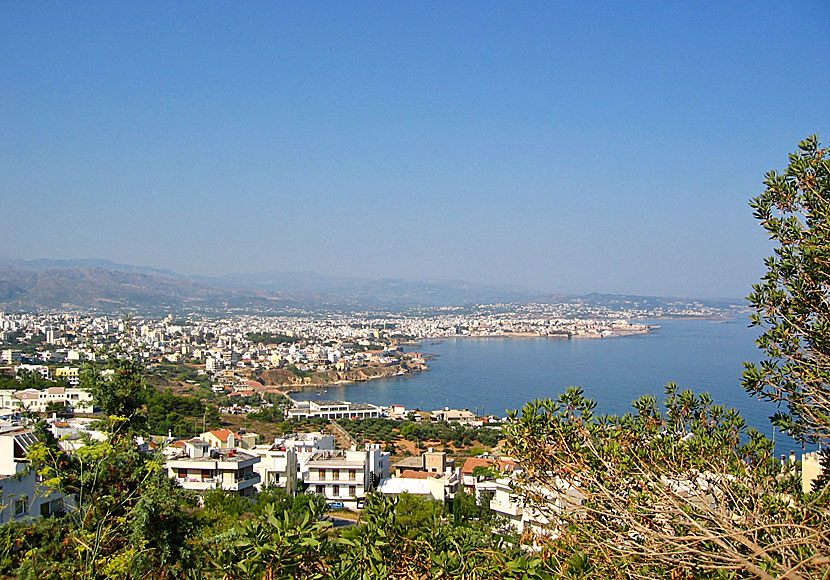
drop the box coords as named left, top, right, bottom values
left=327, top=501, right=344, bottom=510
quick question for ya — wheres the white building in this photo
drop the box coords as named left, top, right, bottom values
left=431, top=407, right=477, bottom=424
left=273, top=432, right=334, bottom=477
left=304, top=444, right=390, bottom=508
left=16, top=364, right=51, bottom=380
left=0, top=387, right=93, bottom=414
left=0, top=427, right=64, bottom=524
left=488, top=475, right=583, bottom=537
left=802, top=450, right=826, bottom=493
left=165, top=439, right=261, bottom=497
left=287, top=400, right=383, bottom=420
left=0, top=350, right=21, bottom=365
left=249, top=443, right=298, bottom=492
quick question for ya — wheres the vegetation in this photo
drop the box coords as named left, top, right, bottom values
left=339, top=417, right=503, bottom=451
left=743, top=135, right=830, bottom=446
left=246, top=332, right=304, bottom=344
left=150, top=362, right=210, bottom=388
left=0, top=370, right=68, bottom=392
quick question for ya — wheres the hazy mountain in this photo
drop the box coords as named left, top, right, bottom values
left=0, top=258, right=183, bottom=279
left=0, top=267, right=300, bottom=313
left=0, top=259, right=742, bottom=313
left=0, top=261, right=536, bottom=312
left=199, top=270, right=536, bottom=307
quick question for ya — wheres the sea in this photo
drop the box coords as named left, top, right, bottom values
left=291, top=318, right=811, bottom=455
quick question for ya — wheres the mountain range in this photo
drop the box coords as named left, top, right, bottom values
left=0, top=258, right=742, bottom=313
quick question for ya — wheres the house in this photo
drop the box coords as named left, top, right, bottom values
left=389, top=404, right=408, bottom=419
left=378, top=459, right=460, bottom=502
left=0, top=427, right=64, bottom=524
left=460, top=456, right=518, bottom=494
left=431, top=407, right=477, bottom=424
left=391, top=449, right=455, bottom=477
left=377, top=471, right=454, bottom=502
left=488, top=475, right=583, bottom=537
left=0, top=387, right=93, bottom=414
left=165, top=439, right=260, bottom=497
left=304, top=444, right=390, bottom=508
left=199, top=429, right=257, bottom=450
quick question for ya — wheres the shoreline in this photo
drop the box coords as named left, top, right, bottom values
left=278, top=317, right=735, bottom=396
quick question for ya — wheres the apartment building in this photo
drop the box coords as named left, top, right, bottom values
left=0, top=350, right=21, bottom=365
left=249, top=443, right=298, bottom=492
left=54, top=367, right=81, bottom=387
left=304, top=444, right=390, bottom=507
left=272, top=432, right=334, bottom=477
left=166, top=439, right=261, bottom=497
left=0, top=387, right=93, bottom=414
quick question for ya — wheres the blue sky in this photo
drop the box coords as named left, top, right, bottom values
left=2, top=2, right=827, bottom=298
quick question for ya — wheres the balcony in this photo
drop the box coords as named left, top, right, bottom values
left=176, top=477, right=219, bottom=491
left=490, top=499, right=522, bottom=517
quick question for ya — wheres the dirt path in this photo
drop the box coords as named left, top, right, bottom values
left=328, top=421, right=356, bottom=449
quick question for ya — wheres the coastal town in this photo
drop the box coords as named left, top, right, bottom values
left=0, top=300, right=749, bottom=529
left=0, top=298, right=734, bottom=393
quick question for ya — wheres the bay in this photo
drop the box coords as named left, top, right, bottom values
left=292, top=318, right=806, bottom=455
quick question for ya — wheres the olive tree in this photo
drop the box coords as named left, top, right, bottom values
left=743, top=135, right=830, bottom=446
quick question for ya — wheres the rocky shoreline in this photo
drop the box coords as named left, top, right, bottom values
left=259, top=361, right=429, bottom=391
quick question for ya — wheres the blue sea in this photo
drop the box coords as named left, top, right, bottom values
left=292, top=318, right=808, bottom=454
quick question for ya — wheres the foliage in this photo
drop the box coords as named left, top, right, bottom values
left=743, top=135, right=830, bottom=446
left=248, top=406, right=285, bottom=423
left=338, top=417, right=503, bottom=449
left=503, top=385, right=830, bottom=580
left=246, top=332, right=304, bottom=344
left=81, top=355, right=146, bottom=426
left=144, top=387, right=214, bottom=437
left=21, top=355, right=201, bottom=580
left=0, top=370, right=68, bottom=391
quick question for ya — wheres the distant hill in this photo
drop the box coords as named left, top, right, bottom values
left=0, top=258, right=183, bottom=279
left=0, top=259, right=743, bottom=313
left=198, top=270, right=536, bottom=308
left=0, top=267, right=300, bottom=313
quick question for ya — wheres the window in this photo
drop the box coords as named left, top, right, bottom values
left=14, top=496, right=27, bottom=517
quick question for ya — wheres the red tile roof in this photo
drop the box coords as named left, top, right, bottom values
left=206, top=429, right=235, bottom=442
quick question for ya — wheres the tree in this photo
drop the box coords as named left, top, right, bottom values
left=743, top=135, right=830, bottom=446
left=82, top=355, right=146, bottom=428
left=26, top=356, right=199, bottom=579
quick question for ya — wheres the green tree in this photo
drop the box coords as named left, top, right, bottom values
left=82, top=355, right=146, bottom=427
left=743, top=135, right=830, bottom=446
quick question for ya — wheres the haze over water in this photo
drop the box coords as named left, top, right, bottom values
left=293, top=318, right=806, bottom=454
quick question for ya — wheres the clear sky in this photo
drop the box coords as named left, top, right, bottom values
left=2, top=2, right=827, bottom=298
